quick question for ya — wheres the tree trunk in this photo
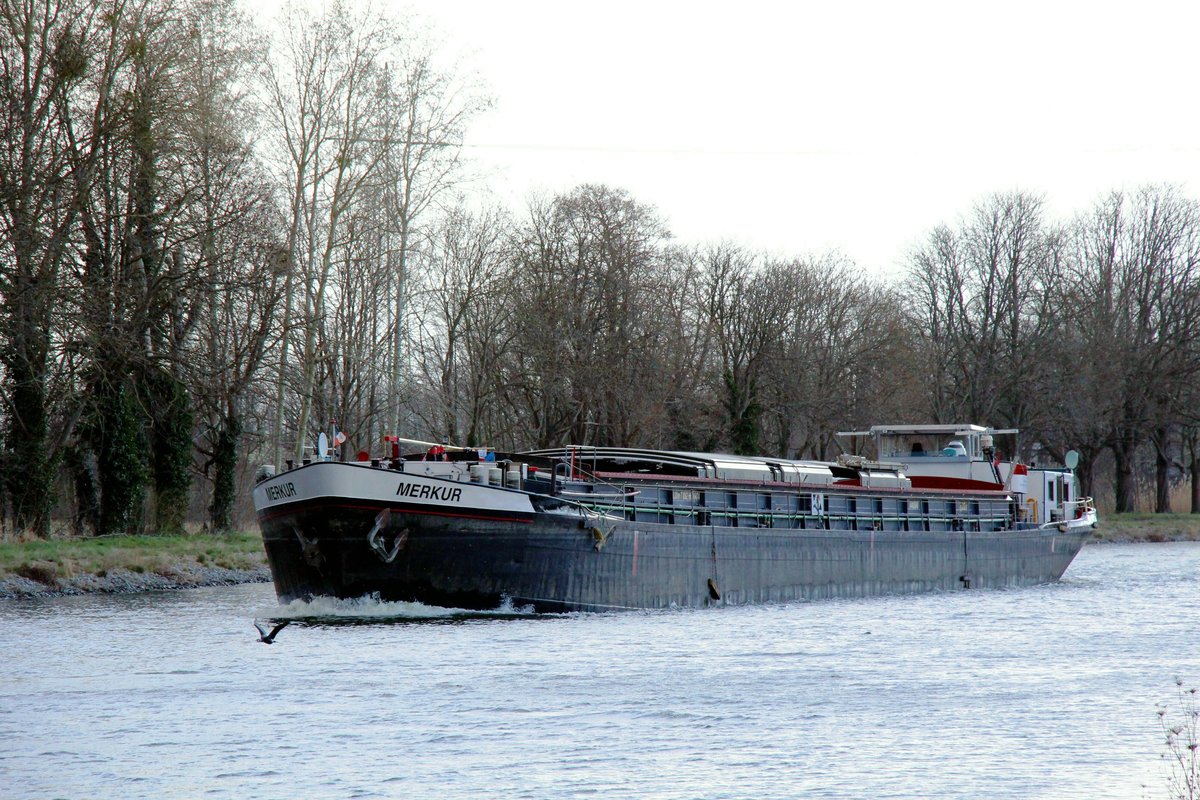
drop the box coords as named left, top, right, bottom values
left=67, top=445, right=99, bottom=537
left=724, top=372, right=761, bottom=456
left=4, top=357, right=53, bottom=537
left=270, top=171, right=306, bottom=470
left=210, top=412, right=241, bottom=533
left=391, top=220, right=410, bottom=437
left=1112, top=434, right=1138, bottom=513
left=146, top=370, right=193, bottom=535
left=1187, top=436, right=1200, bottom=514
left=1153, top=427, right=1172, bottom=514
left=94, top=378, right=149, bottom=535
left=1074, top=450, right=1095, bottom=502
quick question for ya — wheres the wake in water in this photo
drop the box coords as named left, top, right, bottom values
left=255, top=593, right=538, bottom=625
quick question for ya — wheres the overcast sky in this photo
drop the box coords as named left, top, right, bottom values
left=271, top=0, right=1200, bottom=278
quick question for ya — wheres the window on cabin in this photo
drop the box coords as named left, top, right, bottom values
left=675, top=490, right=699, bottom=506
left=1048, top=481, right=1055, bottom=502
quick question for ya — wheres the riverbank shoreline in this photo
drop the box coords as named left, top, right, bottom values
left=1088, top=512, right=1200, bottom=544
left=0, top=531, right=270, bottom=601
left=0, top=564, right=271, bottom=600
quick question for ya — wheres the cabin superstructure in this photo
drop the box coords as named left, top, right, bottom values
left=837, top=423, right=1091, bottom=525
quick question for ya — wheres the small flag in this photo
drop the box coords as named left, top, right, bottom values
left=334, top=431, right=346, bottom=446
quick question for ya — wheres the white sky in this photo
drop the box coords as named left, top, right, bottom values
left=258, top=0, right=1200, bottom=279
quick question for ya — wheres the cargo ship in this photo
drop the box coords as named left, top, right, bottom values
left=252, top=424, right=1097, bottom=612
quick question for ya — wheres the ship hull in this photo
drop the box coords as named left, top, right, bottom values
left=256, top=466, right=1088, bottom=612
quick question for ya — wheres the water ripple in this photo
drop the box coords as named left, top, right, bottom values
left=0, top=542, right=1197, bottom=799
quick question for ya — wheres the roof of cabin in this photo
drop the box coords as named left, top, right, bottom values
left=517, top=446, right=839, bottom=480
left=837, top=424, right=1018, bottom=437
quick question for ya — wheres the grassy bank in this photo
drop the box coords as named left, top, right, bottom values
left=0, top=531, right=267, bottom=586
left=1090, top=512, right=1200, bottom=543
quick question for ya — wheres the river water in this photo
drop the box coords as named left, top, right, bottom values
left=2, top=542, right=1198, bottom=799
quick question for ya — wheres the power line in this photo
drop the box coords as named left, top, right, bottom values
left=457, top=142, right=1200, bottom=158
left=459, top=142, right=840, bottom=157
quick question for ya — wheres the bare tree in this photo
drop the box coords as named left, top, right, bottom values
left=262, top=0, right=393, bottom=464
left=906, top=223, right=966, bottom=423
left=700, top=243, right=791, bottom=455
left=653, top=244, right=721, bottom=451
left=59, top=0, right=188, bottom=535
left=762, top=255, right=913, bottom=460
left=905, top=192, right=1062, bottom=438
left=1066, top=187, right=1200, bottom=511
left=174, top=0, right=284, bottom=531
left=379, top=37, right=489, bottom=440
left=262, top=2, right=484, bottom=464
left=409, top=202, right=513, bottom=446
left=0, top=0, right=97, bottom=535
left=298, top=6, right=390, bottom=463
left=505, top=185, right=672, bottom=448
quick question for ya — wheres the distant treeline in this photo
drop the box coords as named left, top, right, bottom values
left=2, top=0, right=1198, bottom=537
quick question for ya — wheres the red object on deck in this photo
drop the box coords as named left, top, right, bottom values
left=384, top=435, right=400, bottom=460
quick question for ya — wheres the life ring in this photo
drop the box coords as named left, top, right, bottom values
left=1025, top=497, right=1037, bottom=522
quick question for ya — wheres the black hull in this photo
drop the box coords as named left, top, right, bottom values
left=259, top=503, right=1088, bottom=612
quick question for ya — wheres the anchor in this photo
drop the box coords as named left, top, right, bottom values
left=586, top=516, right=618, bottom=551
left=367, top=508, right=408, bottom=564
left=293, top=526, right=325, bottom=569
